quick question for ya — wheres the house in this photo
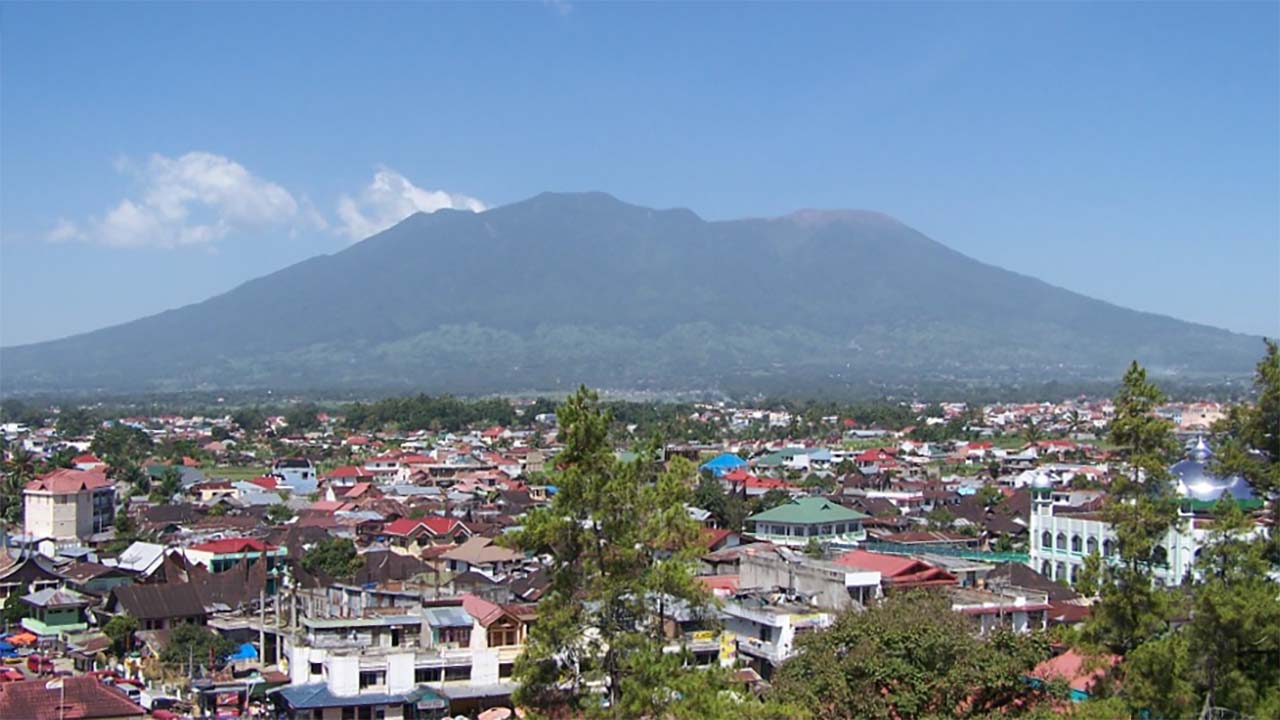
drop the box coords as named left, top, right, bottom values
left=0, top=676, right=145, bottom=720
left=107, top=582, right=208, bottom=630
left=20, top=587, right=91, bottom=640
left=439, top=537, right=523, bottom=579
left=181, top=537, right=287, bottom=576
left=107, top=541, right=168, bottom=578
left=699, top=453, right=748, bottom=477
left=833, top=550, right=957, bottom=592
left=0, top=553, right=62, bottom=601
left=59, top=560, right=134, bottom=597
left=1028, top=649, right=1120, bottom=702
left=380, top=517, right=472, bottom=554
left=746, top=496, right=868, bottom=547
left=72, top=453, right=107, bottom=472
left=23, top=468, right=115, bottom=549
left=271, top=458, right=318, bottom=495
left=721, top=589, right=834, bottom=680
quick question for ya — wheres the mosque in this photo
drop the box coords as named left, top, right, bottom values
left=1028, top=437, right=1264, bottom=586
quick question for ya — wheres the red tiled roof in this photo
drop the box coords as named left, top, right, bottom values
left=1030, top=649, right=1119, bottom=693
left=0, top=676, right=145, bottom=720
left=462, top=593, right=504, bottom=625
left=246, top=476, right=279, bottom=490
left=26, top=468, right=112, bottom=494
left=72, top=454, right=102, bottom=464
left=834, top=550, right=957, bottom=587
left=326, top=465, right=372, bottom=479
left=701, top=528, right=735, bottom=550
left=189, top=537, right=278, bottom=554
left=308, top=500, right=351, bottom=512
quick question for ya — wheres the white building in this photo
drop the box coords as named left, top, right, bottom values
left=23, top=468, right=114, bottom=552
left=1027, top=440, right=1265, bottom=586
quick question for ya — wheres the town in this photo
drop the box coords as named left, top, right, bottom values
left=0, top=344, right=1275, bottom=719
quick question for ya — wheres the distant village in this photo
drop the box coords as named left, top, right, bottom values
left=0, top=392, right=1262, bottom=719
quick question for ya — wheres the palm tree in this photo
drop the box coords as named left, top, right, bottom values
left=1066, top=408, right=1084, bottom=437
left=1022, top=417, right=1043, bottom=446
left=0, top=448, right=36, bottom=529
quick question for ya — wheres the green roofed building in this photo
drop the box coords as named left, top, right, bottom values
left=747, top=496, right=868, bottom=547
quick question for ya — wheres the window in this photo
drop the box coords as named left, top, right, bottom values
left=439, top=627, right=471, bottom=646
left=342, top=708, right=355, bottom=720
left=1151, top=545, right=1168, bottom=567
left=488, top=626, right=518, bottom=647
left=1056, top=533, right=1067, bottom=550
left=1055, top=562, right=1066, bottom=580
left=1071, top=534, right=1082, bottom=553
left=1041, top=531, right=1052, bottom=549
left=415, top=667, right=442, bottom=683
left=1103, top=539, right=1115, bottom=557
left=444, top=665, right=470, bottom=682
left=357, top=707, right=372, bottom=720
left=310, top=662, right=322, bottom=676
left=312, top=710, right=323, bottom=720
left=1041, top=560, right=1051, bottom=576
left=1086, top=537, right=1098, bottom=555
left=1070, top=564, right=1079, bottom=583
left=359, top=670, right=385, bottom=689
left=499, top=662, right=515, bottom=678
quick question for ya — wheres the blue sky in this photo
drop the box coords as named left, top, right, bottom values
left=2, top=1, right=1277, bottom=346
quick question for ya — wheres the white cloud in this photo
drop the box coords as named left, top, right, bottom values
left=45, top=218, right=83, bottom=243
left=60, top=151, right=317, bottom=249
left=336, top=168, right=486, bottom=241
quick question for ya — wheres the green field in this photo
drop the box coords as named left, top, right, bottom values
left=204, top=465, right=269, bottom=481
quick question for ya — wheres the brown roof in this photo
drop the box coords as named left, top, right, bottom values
left=440, top=536, right=522, bottom=566
left=110, top=582, right=206, bottom=621
left=0, top=676, right=144, bottom=720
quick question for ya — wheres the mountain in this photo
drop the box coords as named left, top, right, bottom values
left=0, top=192, right=1262, bottom=395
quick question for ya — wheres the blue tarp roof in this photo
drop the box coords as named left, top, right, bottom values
left=700, top=453, right=747, bottom=475
left=228, top=642, right=258, bottom=661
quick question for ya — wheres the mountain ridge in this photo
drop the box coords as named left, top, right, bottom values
left=0, top=192, right=1262, bottom=394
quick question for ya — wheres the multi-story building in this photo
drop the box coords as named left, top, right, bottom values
left=1027, top=439, right=1264, bottom=586
left=278, top=594, right=535, bottom=719
left=23, top=468, right=115, bottom=552
left=721, top=589, right=834, bottom=680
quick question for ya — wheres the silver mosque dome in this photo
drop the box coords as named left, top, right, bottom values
left=1170, top=437, right=1256, bottom=504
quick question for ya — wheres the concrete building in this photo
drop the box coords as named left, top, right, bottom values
left=1027, top=439, right=1264, bottom=586
left=23, top=468, right=114, bottom=551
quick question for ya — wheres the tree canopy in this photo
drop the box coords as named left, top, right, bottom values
left=509, top=386, right=776, bottom=719
left=770, top=591, right=1052, bottom=719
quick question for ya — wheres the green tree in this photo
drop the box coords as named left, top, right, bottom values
left=751, top=488, right=791, bottom=515
left=149, top=466, right=184, bottom=503
left=301, top=537, right=362, bottom=578
left=770, top=591, right=1051, bottom=719
left=1085, top=361, right=1178, bottom=655
left=2, top=593, right=29, bottom=625
left=0, top=449, right=36, bottom=528
left=159, top=622, right=238, bottom=671
left=91, top=424, right=154, bottom=467
left=56, top=406, right=97, bottom=438
left=266, top=504, right=295, bottom=525
left=103, top=614, right=139, bottom=658
left=1181, top=498, right=1280, bottom=715
left=507, top=387, right=746, bottom=718
left=231, top=406, right=268, bottom=433
left=284, top=403, right=321, bottom=432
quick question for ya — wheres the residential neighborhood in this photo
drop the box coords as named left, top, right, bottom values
left=0, top=373, right=1274, bottom=720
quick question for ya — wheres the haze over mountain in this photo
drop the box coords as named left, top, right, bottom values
left=0, top=192, right=1262, bottom=395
